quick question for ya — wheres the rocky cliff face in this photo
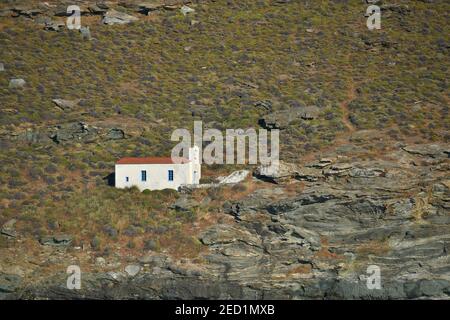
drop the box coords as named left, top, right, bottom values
left=2, top=140, right=448, bottom=300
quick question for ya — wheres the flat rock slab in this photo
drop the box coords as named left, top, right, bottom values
left=0, top=273, right=22, bottom=297
left=9, top=78, right=26, bottom=89
left=258, top=105, right=320, bottom=130
left=52, top=99, right=79, bottom=111
left=125, top=264, right=141, bottom=277
left=402, top=144, right=449, bottom=159
left=1, top=219, right=17, bottom=238
left=217, top=170, right=249, bottom=184
left=102, top=9, right=138, bottom=25
left=170, top=196, right=200, bottom=212
left=39, top=234, right=73, bottom=246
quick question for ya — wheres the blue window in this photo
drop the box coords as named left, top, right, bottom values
left=125, top=177, right=129, bottom=182
left=141, top=170, right=147, bottom=182
left=168, top=170, right=174, bottom=181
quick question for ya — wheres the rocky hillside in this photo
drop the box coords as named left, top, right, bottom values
left=6, top=138, right=450, bottom=299
left=0, top=0, right=449, bottom=299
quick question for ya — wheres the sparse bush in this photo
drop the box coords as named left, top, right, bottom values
left=143, top=239, right=159, bottom=251
left=44, top=164, right=57, bottom=174
left=90, top=235, right=102, bottom=250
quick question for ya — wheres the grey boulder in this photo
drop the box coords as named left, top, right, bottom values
left=52, top=99, right=79, bottom=111
left=102, top=9, right=138, bottom=25
left=125, top=264, right=141, bottom=277
left=39, top=234, right=73, bottom=246
left=1, top=219, right=17, bottom=238
left=44, top=20, right=65, bottom=32
left=259, top=105, right=320, bottom=130
left=9, top=78, right=26, bottom=89
left=106, top=128, right=125, bottom=140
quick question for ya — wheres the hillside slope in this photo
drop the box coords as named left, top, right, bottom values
left=0, top=0, right=449, bottom=299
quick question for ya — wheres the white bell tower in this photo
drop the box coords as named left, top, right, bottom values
left=189, top=145, right=201, bottom=184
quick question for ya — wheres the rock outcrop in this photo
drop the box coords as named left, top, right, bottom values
left=8, top=78, right=26, bottom=89
left=2, top=122, right=127, bottom=145
left=102, top=9, right=139, bottom=25
left=258, top=105, right=320, bottom=130
left=2, top=143, right=448, bottom=300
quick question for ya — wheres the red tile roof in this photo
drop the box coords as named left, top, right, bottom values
left=116, top=157, right=190, bottom=165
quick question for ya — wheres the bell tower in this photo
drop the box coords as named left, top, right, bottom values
left=188, top=145, right=201, bottom=184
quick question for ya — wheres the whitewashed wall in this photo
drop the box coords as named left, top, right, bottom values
left=115, top=163, right=194, bottom=191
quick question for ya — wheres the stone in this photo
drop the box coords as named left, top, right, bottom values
left=323, top=163, right=353, bottom=177
left=14, top=129, right=50, bottom=144
left=290, top=226, right=321, bottom=249
left=0, top=63, right=4, bottom=72
left=106, top=128, right=125, bottom=140
left=217, top=170, right=249, bottom=184
left=34, top=16, right=52, bottom=25
left=10, top=6, right=42, bottom=18
left=44, top=20, right=65, bottom=32
left=258, top=105, right=320, bottom=130
left=0, top=273, right=22, bottom=298
left=306, top=158, right=333, bottom=169
left=53, top=6, right=71, bottom=17
left=253, top=161, right=300, bottom=183
left=402, top=144, right=449, bottom=159
left=39, top=234, right=72, bottom=246
left=170, top=196, right=199, bottom=212
left=180, top=5, right=195, bottom=16
left=102, top=9, right=138, bottom=25
left=106, top=271, right=127, bottom=282
left=138, top=254, right=168, bottom=267
left=223, top=188, right=285, bottom=221
left=137, top=2, right=165, bottom=14
left=1, top=219, right=17, bottom=238
left=295, top=167, right=322, bottom=182
left=199, top=224, right=261, bottom=247
left=52, top=99, right=79, bottom=111
left=125, top=264, right=141, bottom=277
left=49, top=122, right=99, bottom=144
left=143, top=239, right=158, bottom=251
left=10, top=121, right=127, bottom=145
left=8, top=78, right=26, bottom=89
left=254, top=100, right=273, bottom=112
left=348, top=167, right=385, bottom=178
left=95, top=257, right=106, bottom=266
left=88, top=4, right=108, bottom=15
